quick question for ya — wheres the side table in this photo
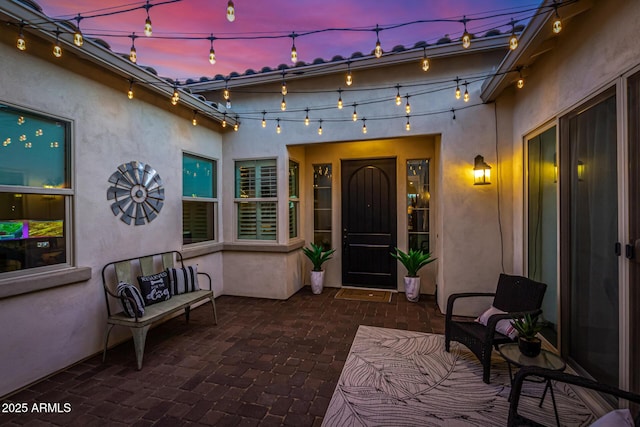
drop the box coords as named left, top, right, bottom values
left=498, top=343, right=566, bottom=427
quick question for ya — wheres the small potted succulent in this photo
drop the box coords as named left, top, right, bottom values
left=511, top=313, right=544, bottom=357
left=302, top=243, right=336, bottom=294
left=390, top=247, right=436, bottom=302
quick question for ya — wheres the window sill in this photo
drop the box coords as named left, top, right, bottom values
left=182, top=242, right=224, bottom=259
left=0, top=266, right=92, bottom=299
left=224, top=240, right=305, bottom=253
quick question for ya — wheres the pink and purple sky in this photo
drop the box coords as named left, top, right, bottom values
left=39, top=0, right=539, bottom=79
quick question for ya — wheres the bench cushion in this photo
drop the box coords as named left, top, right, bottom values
left=117, top=282, right=145, bottom=318
left=138, top=271, right=171, bottom=306
left=166, top=266, right=200, bottom=295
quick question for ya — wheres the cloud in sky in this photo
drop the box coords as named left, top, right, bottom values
left=40, top=0, right=539, bottom=79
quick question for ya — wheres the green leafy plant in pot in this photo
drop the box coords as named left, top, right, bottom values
left=511, top=313, right=544, bottom=357
left=390, top=248, right=436, bottom=302
left=302, top=243, right=336, bottom=294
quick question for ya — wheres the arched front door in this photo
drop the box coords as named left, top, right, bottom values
left=341, top=158, right=397, bottom=289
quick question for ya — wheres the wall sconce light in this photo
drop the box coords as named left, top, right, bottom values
left=577, top=160, right=585, bottom=181
left=553, top=153, right=558, bottom=183
left=473, top=155, right=491, bottom=185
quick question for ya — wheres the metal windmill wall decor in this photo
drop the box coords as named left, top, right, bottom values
left=107, top=161, right=165, bottom=225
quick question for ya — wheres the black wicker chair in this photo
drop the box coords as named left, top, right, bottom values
left=445, top=273, right=547, bottom=384
left=508, top=366, right=640, bottom=426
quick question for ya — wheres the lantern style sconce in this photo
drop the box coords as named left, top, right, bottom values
left=577, top=160, right=585, bottom=181
left=473, top=155, right=491, bottom=185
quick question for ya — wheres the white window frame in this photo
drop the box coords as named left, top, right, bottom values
left=182, top=151, right=218, bottom=246
left=234, top=158, right=278, bottom=241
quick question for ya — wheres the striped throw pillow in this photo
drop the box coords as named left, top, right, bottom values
left=117, top=281, right=145, bottom=318
left=166, top=266, right=200, bottom=295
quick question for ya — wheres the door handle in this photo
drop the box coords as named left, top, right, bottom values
left=615, top=242, right=621, bottom=256
left=627, top=239, right=640, bottom=263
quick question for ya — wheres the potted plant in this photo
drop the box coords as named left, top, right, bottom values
left=390, top=247, right=436, bottom=302
left=302, top=243, right=336, bottom=294
left=511, top=313, right=544, bottom=357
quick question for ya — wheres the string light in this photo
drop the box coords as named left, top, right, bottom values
left=405, top=95, right=411, bottom=114
left=170, top=81, right=179, bottom=105
left=281, top=71, right=287, bottom=96
left=463, top=82, right=470, bottom=102
left=509, top=20, right=518, bottom=50
left=406, top=115, right=411, bottom=131
left=143, top=0, right=153, bottom=37
left=461, top=17, right=471, bottom=48
left=318, top=120, right=323, bottom=135
left=17, top=23, right=26, bottom=51
left=346, top=61, right=353, bottom=86
left=73, top=14, right=83, bottom=47
left=421, top=47, right=430, bottom=72
left=451, top=108, right=456, bottom=120
left=234, top=115, right=239, bottom=131
left=304, top=108, right=310, bottom=126
left=374, top=25, right=383, bottom=58
left=290, top=33, right=297, bottom=63
left=222, top=113, right=227, bottom=128
left=129, top=34, right=137, bottom=63
left=337, top=89, right=343, bottom=109
left=223, top=82, right=230, bottom=101
left=455, top=77, right=461, bottom=100
left=226, top=95, right=231, bottom=109
left=281, top=96, right=287, bottom=111
left=227, top=0, right=235, bottom=22
left=208, top=35, right=216, bottom=65
left=552, top=1, right=562, bottom=34
left=127, top=80, right=134, bottom=99
left=395, top=85, right=401, bottom=106
left=192, top=110, right=198, bottom=126
left=362, top=118, right=367, bottom=134
left=276, top=118, right=281, bottom=134
left=262, top=111, right=267, bottom=128
left=516, top=68, right=525, bottom=89
left=53, top=29, right=62, bottom=58
left=352, top=103, right=358, bottom=121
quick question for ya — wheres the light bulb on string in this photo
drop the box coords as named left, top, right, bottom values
left=281, top=72, right=287, bottom=96
left=281, top=96, right=287, bottom=111
left=463, top=82, right=470, bottom=102
left=374, top=25, right=383, bottom=58
left=53, top=29, right=62, bottom=58
left=516, top=68, right=525, bottom=89
left=455, top=77, right=461, bottom=100
left=346, top=62, right=353, bottom=86
left=509, top=20, right=518, bottom=50
left=129, top=34, right=137, bottom=63
left=304, top=108, right=310, bottom=126
left=421, top=48, right=430, bottom=71
left=276, top=118, right=281, bottom=134
left=227, top=0, right=235, bottom=22
left=290, top=33, right=297, bottom=63
left=337, top=89, right=343, bottom=109
left=222, top=113, right=227, bottom=128
left=362, top=118, right=367, bottom=134
left=405, top=95, right=411, bottom=114
left=461, top=17, right=471, bottom=48
left=318, top=120, right=323, bottom=135
left=234, top=115, right=239, bottom=131
left=552, top=2, right=562, bottom=34
left=352, top=103, right=358, bottom=121
left=208, top=36, right=216, bottom=64
left=262, top=111, right=267, bottom=128
left=73, top=14, right=84, bottom=47
left=223, top=82, right=230, bottom=101
left=395, top=85, right=401, bottom=106
left=17, top=23, right=26, bottom=51
left=192, top=111, right=198, bottom=126
left=170, top=81, right=179, bottom=105
left=127, top=80, right=134, bottom=99
left=406, top=115, right=411, bottom=131
left=143, top=0, right=153, bottom=37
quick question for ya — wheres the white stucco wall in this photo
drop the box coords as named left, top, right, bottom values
left=0, top=41, right=223, bottom=397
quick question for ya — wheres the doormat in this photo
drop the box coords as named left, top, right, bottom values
left=334, top=288, right=392, bottom=303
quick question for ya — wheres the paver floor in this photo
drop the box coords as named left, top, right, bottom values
left=1, top=287, right=444, bottom=426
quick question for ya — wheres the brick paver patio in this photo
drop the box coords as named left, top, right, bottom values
left=1, top=287, right=444, bottom=426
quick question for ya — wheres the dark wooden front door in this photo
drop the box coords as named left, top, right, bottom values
left=341, top=158, right=396, bottom=288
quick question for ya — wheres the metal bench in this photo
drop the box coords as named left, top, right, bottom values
left=101, top=251, right=217, bottom=369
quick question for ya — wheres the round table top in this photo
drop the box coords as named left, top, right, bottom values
left=498, top=343, right=566, bottom=371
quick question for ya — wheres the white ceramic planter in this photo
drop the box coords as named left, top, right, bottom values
left=404, top=276, right=421, bottom=302
left=310, top=270, right=325, bottom=294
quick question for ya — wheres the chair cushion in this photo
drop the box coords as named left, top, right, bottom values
left=137, top=271, right=171, bottom=306
left=116, top=281, right=145, bottom=318
left=476, top=305, right=518, bottom=339
left=166, top=265, right=200, bottom=295
left=591, top=409, right=634, bottom=427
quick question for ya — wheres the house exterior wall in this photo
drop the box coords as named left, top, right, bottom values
left=0, top=41, right=223, bottom=397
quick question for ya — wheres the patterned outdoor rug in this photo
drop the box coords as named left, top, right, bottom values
left=323, top=326, right=597, bottom=426
left=334, top=289, right=393, bottom=303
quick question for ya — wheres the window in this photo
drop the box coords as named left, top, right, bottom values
left=235, top=159, right=277, bottom=240
left=0, top=104, right=71, bottom=274
left=313, top=164, right=332, bottom=250
left=289, top=160, right=299, bottom=238
left=182, top=153, right=217, bottom=244
left=406, top=159, right=429, bottom=252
